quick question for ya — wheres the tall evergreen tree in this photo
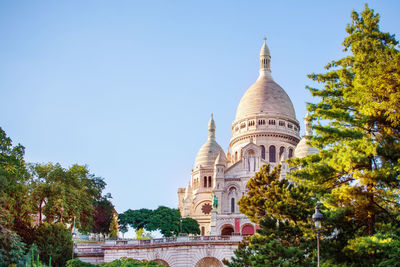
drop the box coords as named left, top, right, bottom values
left=290, top=4, right=400, bottom=237
left=227, top=5, right=400, bottom=266
left=287, top=4, right=400, bottom=265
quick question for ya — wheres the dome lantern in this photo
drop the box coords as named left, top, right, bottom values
left=260, top=37, right=271, bottom=72
left=208, top=113, right=216, bottom=141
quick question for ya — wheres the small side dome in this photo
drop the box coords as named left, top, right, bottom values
left=294, top=138, right=319, bottom=158
left=294, top=114, right=319, bottom=158
left=194, top=114, right=225, bottom=168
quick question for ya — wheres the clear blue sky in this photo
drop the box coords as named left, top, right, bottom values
left=1, top=1, right=399, bottom=214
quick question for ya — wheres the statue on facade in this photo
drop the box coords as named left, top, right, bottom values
left=212, top=194, right=218, bottom=210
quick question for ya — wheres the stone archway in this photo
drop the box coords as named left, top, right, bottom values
left=153, top=259, right=169, bottom=266
left=221, top=225, right=234, bottom=235
left=195, top=257, right=223, bottom=267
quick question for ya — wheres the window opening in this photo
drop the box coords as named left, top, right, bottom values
left=269, top=145, right=276, bottom=163
left=261, top=145, right=265, bottom=159
left=288, top=148, right=293, bottom=158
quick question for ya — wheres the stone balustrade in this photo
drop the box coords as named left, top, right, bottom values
left=102, top=235, right=243, bottom=247
left=76, top=235, right=244, bottom=266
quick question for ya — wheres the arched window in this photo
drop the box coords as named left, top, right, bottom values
left=269, top=145, right=276, bottom=163
left=201, top=226, right=205, bottom=236
left=260, top=145, right=265, bottom=159
left=204, top=176, right=207, bottom=187
left=288, top=148, right=293, bottom=158
left=231, top=198, right=235, bottom=213
left=208, top=176, right=212, bottom=188
left=235, top=151, right=238, bottom=162
left=279, top=146, right=285, bottom=159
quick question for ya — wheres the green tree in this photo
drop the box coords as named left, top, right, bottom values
left=225, top=164, right=315, bottom=266
left=0, top=127, right=32, bottom=242
left=290, top=4, right=400, bottom=235
left=119, top=206, right=200, bottom=237
left=118, top=212, right=129, bottom=238
left=0, top=225, right=26, bottom=266
left=181, top=217, right=200, bottom=235
left=29, top=163, right=107, bottom=233
left=147, top=206, right=180, bottom=237
left=286, top=4, right=400, bottom=265
left=119, top=208, right=153, bottom=231
left=34, top=222, right=73, bottom=266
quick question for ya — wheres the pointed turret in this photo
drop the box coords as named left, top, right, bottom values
left=184, top=182, right=192, bottom=201
left=215, top=152, right=227, bottom=166
left=260, top=37, right=271, bottom=73
left=208, top=113, right=216, bottom=141
left=226, top=146, right=231, bottom=164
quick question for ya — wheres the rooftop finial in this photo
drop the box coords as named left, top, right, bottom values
left=260, top=38, right=271, bottom=73
left=208, top=113, right=216, bottom=140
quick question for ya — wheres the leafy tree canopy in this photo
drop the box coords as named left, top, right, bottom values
left=34, top=222, right=73, bottom=266
left=119, top=206, right=200, bottom=237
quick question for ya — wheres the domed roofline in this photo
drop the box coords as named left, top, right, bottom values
left=233, top=39, right=297, bottom=123
left=194, top=114, right=226, bottom=168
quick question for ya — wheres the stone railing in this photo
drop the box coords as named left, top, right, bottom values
left=75, top=243, right=104, bottom=255
left=103, top=235, right=243, bottom=246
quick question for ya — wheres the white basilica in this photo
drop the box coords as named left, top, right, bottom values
left=177, top=40, right=317, bottom=236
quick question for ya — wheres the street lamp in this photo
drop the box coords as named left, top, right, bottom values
left=312, top=204, right=324, bottom=267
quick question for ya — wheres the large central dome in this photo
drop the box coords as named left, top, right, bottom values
left=235, top=75, right=296, bottom=121
left=234, top=41, right=296, bottom=122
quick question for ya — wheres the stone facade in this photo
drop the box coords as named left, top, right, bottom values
left=178, top=40, right=302, bottom=236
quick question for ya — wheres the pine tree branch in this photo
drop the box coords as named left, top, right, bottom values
left=371, top=199, right=398, bottom=222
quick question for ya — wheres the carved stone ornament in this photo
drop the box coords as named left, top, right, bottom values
left=201, top=203, right=212, bottom=214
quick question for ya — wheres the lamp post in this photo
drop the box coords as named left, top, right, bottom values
left=180, top=217, right=183, bottom=235
left=312, top=204, right=324, bottom=267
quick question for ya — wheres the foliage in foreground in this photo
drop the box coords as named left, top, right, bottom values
left=67, top=257, right=166, bottom=267
left=225, top=165, right=315, bottom=267
left=0, top=124, right=115, bottom=265
left=119, top=206, right=200, bottom=237
left=34, top=222, right=73, bottom=266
